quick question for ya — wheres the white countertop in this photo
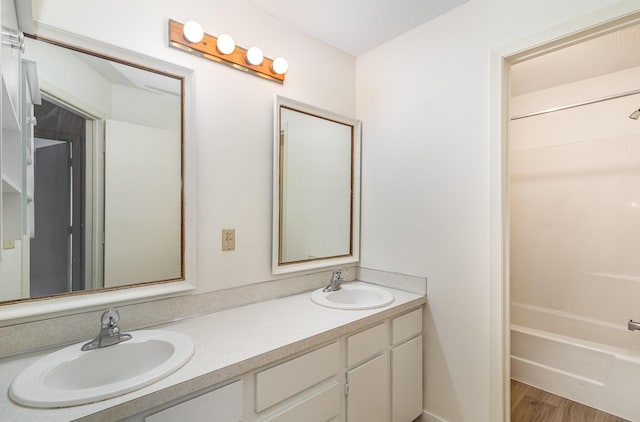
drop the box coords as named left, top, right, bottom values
left=0, top=282, right=425, bottom=421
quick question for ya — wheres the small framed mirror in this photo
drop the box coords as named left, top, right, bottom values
left=272, top=96, right=361, bottom=274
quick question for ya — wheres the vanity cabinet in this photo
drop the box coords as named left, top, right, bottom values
left=345, top=308, right=424, bottom=422
left=125, top=306, right=423, bottom=422
left=343, top=309, right=423, bottom=422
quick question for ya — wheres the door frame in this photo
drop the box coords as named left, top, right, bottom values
left=39, top=92, right=104, bottom=290
left=489, top=4, right=640, bottom=421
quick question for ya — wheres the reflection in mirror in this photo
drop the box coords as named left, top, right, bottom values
left=279, top=108, right=352, bottom=262
left=273, top=96, right=361, bottom=274
left=0, top=35, right=184, bottom=304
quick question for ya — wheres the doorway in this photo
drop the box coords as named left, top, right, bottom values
left=503, top=14, right=640, bottom=422
left=30, top=99, right=89, bottom=297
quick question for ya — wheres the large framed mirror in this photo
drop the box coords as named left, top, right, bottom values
left=0, top=27, right=194, bottom=321
left=272, top=96, right=361, bottom=274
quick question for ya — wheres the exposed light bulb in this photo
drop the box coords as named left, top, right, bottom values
left=217, top=34, right=235, bottom=55
left=271, top=57, right=288, bottom=75
left=246, top=46, right=264, bottom=66
left=183, top=21, right=204, bottom=43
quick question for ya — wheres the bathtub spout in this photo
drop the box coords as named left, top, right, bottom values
left=628, top=320, right=640, bottom=331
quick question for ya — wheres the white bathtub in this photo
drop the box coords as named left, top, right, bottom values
left=511, top=303, right=640, bottom=421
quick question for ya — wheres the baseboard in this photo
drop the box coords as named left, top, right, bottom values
left=417, top=409, right=447, bottom=422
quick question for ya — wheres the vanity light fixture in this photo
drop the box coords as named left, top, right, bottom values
left=271, top=57, right=288, bottom=75
left=182, top=21, right=204, bottom=43
left=246, top=46, right=264, bottom=66
left=216, top=34, right=235, bottom=55
left=168, top=19, right=286, bottom=83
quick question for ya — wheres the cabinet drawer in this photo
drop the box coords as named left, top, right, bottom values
left=145, top=380, right=242, bottom=422
left=255, top=342, right=339, bottom=412
left=392, top=308, right=422, bottom=345
left=261, top=383, right=340, bottom=422
left=347, top=322, right=387, bottom=367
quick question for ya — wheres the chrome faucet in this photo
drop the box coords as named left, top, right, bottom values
left=323, top=269, right=346, bottom=292
left=81, top=308, right=132, bottom=351
left=629, top=320, right=640, bottom=331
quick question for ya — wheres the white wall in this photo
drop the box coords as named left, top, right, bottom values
left=104, top=120, right=181, bottom=287
left=31, top=0, right=355, bottom=293
left=355, top=1, right=636, bottom=421
left=510, top=66, right=640, bottom=330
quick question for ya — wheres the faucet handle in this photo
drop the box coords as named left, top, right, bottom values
left=82, top=308, right=131, bottom=351
left=100, top=308, right=121, bottom=328
left=322, top=269, right=349, bottom=292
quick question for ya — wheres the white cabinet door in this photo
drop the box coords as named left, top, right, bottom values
left=392, top=335, right=423, bottom=422
left=145, top=380, right=242, bottom=422
left=346, top=352, right=389, bottom=422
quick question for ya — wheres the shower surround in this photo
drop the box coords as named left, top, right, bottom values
left=509, top=65, right=640, bottom=420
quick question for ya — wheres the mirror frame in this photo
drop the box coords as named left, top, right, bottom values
left=272, top=96, right=361, bottom=274
left=0, top=24, right=196, bottom=325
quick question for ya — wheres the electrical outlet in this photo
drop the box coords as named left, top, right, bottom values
left=222, top=228, right=235, bottom=251
left=3, top=240, right=15, bottom=250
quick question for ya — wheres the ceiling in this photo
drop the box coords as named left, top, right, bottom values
left=511, top=23, right=640, bottom=96
left=246, top=0, right=469, bottom=57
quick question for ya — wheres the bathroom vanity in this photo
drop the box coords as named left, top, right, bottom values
left=0, top=3, right=425, bottom=421
left=0, top=281, right=425, bottom=421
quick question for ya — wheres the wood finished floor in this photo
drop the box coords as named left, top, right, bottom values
left=511, top=380, right=630, bottom=422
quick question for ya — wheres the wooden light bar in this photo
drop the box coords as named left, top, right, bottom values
left=168, top=19, right=285, bottom=84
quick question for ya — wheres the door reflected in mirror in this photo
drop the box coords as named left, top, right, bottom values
left=273, top=96, right=361, bottom=274
left=0, top=35, right=184, bottom=303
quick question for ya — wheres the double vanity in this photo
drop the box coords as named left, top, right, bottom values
left=0, top=280, right=425, bottom=421
left=0, top=3, right=425, bottom=421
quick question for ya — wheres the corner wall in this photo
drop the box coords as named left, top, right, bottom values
left=355, top=1, right=634, bottom=420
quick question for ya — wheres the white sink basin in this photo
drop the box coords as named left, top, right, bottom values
left=10, top=329, right=194, bottom=408
left=310, top=282, right=394, bottom=310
